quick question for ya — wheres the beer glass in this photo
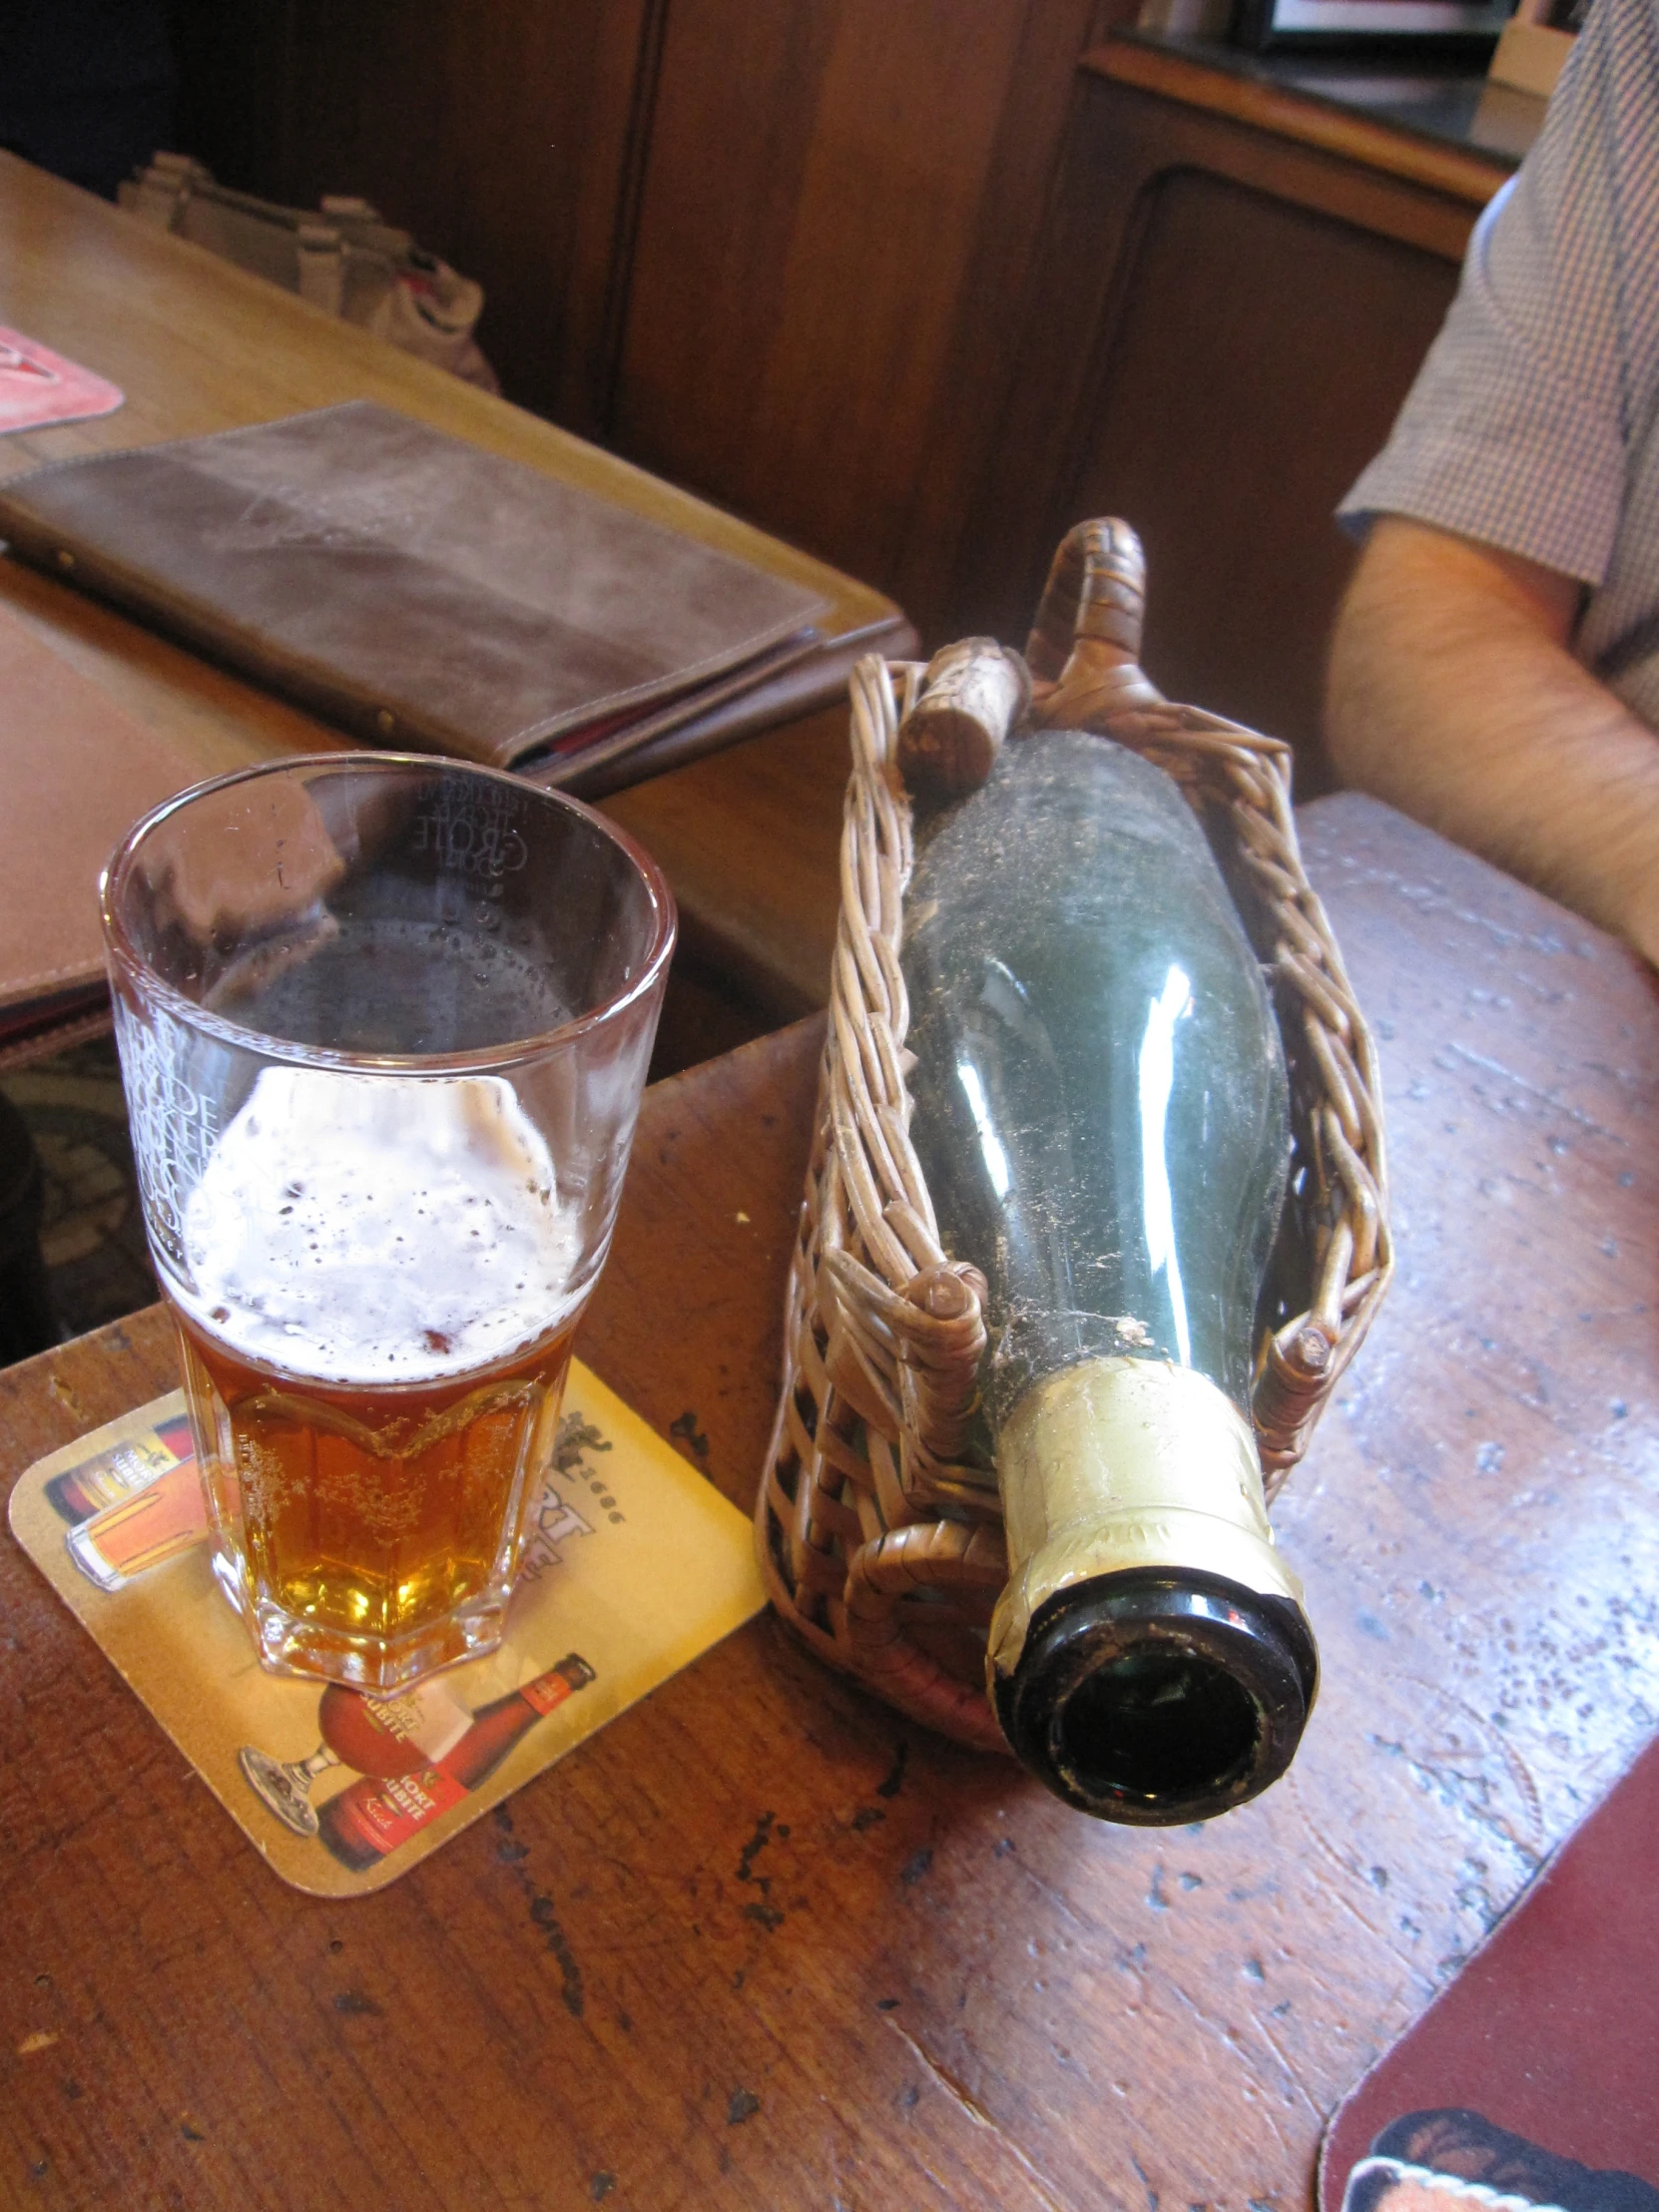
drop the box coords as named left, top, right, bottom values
left=102, top=754, right=675, bottom=1692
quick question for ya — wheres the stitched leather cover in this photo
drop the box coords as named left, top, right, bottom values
left=0, top=401, right=829, bottom=771
left=0, top=608, right=197, bottom=1058
left=1320, top=1731, right=1659, bottom=2204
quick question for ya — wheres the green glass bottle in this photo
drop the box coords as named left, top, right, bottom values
left=901, top=729, right=1318, bottom=1824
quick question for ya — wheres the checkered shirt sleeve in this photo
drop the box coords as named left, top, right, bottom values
left=1340, top=0, right=1659, bottom=589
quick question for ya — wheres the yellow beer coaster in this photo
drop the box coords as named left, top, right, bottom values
left=8, top=1364, right=766, bottom=1897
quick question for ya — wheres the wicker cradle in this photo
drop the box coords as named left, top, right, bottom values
left=755, top=520, right=1392, bottom=1753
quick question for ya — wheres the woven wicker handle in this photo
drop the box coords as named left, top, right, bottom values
left=1026, top=518, right=1165, bottom=728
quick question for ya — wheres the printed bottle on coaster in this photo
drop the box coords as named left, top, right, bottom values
left=239, top=1672, right=475, bottom=1838
left=317, top=1655, right=596, bottom=1870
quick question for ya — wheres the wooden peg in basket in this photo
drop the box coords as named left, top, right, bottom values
left=895, top=637, right=1030, bottom=798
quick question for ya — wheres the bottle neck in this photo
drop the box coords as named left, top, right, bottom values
left=985, top=1355, right=1317, bottom=1823
left=520, top=1654, right=594, bottom=1715
left=987, top=1355, right=1303, bottom=1683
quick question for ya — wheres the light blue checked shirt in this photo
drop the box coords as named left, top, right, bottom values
left=1341, top=0, right=1659, bottom=731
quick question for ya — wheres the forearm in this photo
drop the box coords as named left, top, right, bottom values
left=1326, top=518, right=1659, bottom=963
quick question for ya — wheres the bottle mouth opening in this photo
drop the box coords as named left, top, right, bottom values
left=1052, top=1645, right=1261, bottom=1807
left=994, top=1569, right=1318, bottom=1825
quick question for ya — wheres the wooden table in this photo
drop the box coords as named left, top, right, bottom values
left=0, top=150, right=907, bottom=1033
left=1, top=793, right=1655, bottom=2209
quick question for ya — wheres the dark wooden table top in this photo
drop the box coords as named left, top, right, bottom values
left=1, top=792, right=1654, bottom=2210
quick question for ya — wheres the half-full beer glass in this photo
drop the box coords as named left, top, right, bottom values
left=102, top=755, right=675, bottom=1691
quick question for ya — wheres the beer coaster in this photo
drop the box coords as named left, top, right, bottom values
left=8, top=1365, right=766, bottom=1896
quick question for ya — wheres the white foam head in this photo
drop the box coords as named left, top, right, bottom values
left=177, top=1067, right=581, bottom=1384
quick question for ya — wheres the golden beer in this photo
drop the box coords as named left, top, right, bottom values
left=175, top=1305, right=577, bottom=1655
left=102, top=755, right=676, bottom=1690
left=170, top=1062, right=588, bottom=1687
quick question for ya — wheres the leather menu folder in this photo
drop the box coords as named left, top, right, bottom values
left=0, top=401, right=830, bottom=777
left=0, top=608, right=198, bottom=1065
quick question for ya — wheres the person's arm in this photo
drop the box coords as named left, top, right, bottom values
left=1326, top=514, right=1659, bottom=964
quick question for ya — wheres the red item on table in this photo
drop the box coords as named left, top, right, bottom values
left=0, top=325, right=123, bottom=433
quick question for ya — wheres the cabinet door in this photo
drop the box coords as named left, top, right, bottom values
left=609, top=0, right=1112, bottom=602
left=169, top=0, right=650, bottom=426
left=1070, top=168, right=1458, bottom=786
left=955, top=70, right=1486, bottom=789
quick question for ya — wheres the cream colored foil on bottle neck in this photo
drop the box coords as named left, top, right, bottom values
left=986, top=1356, right=1306, bottom=1683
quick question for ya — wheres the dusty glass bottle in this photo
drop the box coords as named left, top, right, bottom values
left=901, top=729, right=1318, bottom=1824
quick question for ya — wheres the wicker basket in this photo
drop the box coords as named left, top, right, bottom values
left=756, top=520, right=1391, bottom=1752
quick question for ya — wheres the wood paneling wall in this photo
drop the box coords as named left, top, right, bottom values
left=167, top=0, right=654, bottom=429
left=954, top=55, right=1503, bottom=786
left=610, top=0, right=1118, bottom=634
left=167, top=0, right=1122, bottom=638
left=165, top=9, right=1502, bottom=776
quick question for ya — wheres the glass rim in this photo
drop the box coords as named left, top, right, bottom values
left=99, top=750, right=678, bottom=1074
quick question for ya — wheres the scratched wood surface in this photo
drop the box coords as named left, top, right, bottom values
left=0, top=792, right=1655, bottom=2210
